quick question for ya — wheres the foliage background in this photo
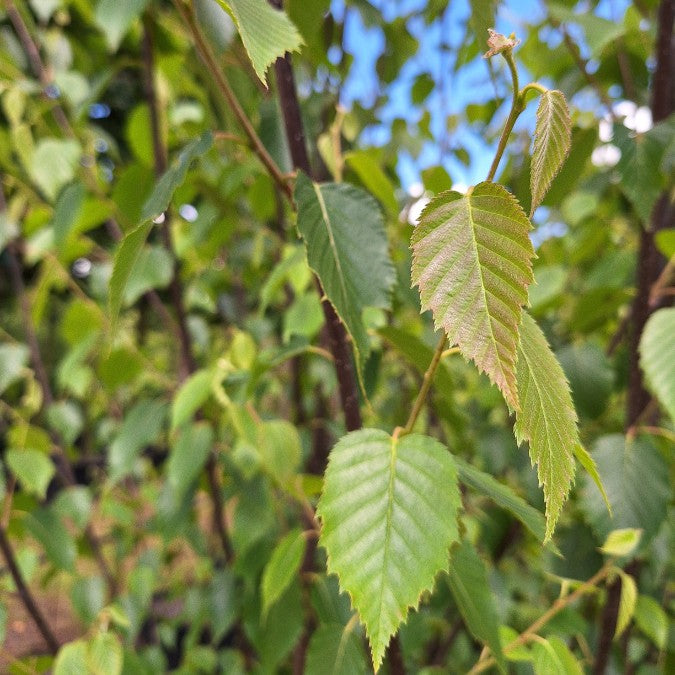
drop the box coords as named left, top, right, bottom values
left=0, top=0, right=672, bottom=673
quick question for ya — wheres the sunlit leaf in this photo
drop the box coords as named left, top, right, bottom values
left=305, top=622, right=368, bottom=675
left=411, top=182, right=534, bottom=409
left=615, top=569, right=637, bottom=638
left=317, top=429, right=461, bottom=671
left=600, top=528, right=642, bottom=558
left=530, top=90, right=571, bottom=214
left=215, top=0, right=303, bottom=84
left=95, top=0, right=150, bottom=52
left=514, top=312, right=577, bottom=540
left=634, top=595, right=668, bottom=649
left=639, top=307, right=675, bottom=423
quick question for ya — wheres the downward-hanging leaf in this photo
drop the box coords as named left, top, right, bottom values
left=447, top=539, right=506, bottom=673
left=294, top=172, right=395, bottom=372
left=109, top=133, right=212, bottom=325
left=411, top=182, right=534, bottom=409
left=514, top=312, right=577, bottom=540
left=615, top=570, right=638, bottom=639
left=261, top=528, right=305, bottom=618
left=317, top=429, right=461, bottom=671
left=639, top=307, right=675, bottom=423
left=530, top=90, right=571, bottom=215
left=455, top=457, right=547, bottom=543
left=215, top=0, right=303, bottom=84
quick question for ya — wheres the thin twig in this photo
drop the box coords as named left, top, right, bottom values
left=173, top=0, right=293, bottom=200
left=468, top=561, right=614, bottom=674
left=0, top=525, right=60, bottom=655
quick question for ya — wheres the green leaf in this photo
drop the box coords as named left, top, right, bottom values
left=469, top=0, right=496, bottom=49
left=634, top=595, right=668, bottom=649
left=345, top=151, right=398, bottom=214
left=639, top=307, right=675, bottom=423
left=6, top=449, right=55, bottom=499
left=108, top=399, right=166, bottom=483
left=24, top=508, right=77, bottom=571
left=170, top=369, right=214, bottom=431
left=167, top=423, right=213, bottom=499
left=215, top=0, right=303, bottom=84
left=530, top=90, right=571, bottom=215
left=615, top=570, right=637, bottom=639
left=448, top=539, right=506, bottom=673
left=141, top=132, right=213, bottom=222
left=514, top=312, right=577, bottom=540
left=0, top=343, right=29, bottom=395
left=95, top=0, right=150, bottom=52
left=574, top=443, right=611, bottom=515
left=123, top=246, right=173, bottom=305
left=261, top=528, right=305, bottom=618
left=305, top=623, right=368, bottom=675
left=108, top=220, right=153, bottom=328
left=600, top=528, right=642, bottom=558
left=88, top=631, right=123, bottom=675
left=614, top=124, right=667, bottom=225
left=581, top=435, right=670, bottom=543
left=29, top=139, right=81, bottom=202
left=294, top=172, right=395, bottom=373
left=317, top=429, right=461, bottom=671
left=109, top=132, right=212, bottom=325
left=455, top=457, right=547, bottom=543
left=411, top=182, right=534, bottom=410
left=54, top=640, right=89, bottom=675
left=532, top=636, right=583, bottom=675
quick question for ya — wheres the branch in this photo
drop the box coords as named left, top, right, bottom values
left=173, top=0, right=293, bottom=201
left=469, top=561, right=614, bottom=674
left=0, top=525, right=60, bottom=655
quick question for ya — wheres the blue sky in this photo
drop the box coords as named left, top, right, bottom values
left=332, top=0, right=629, bottom=190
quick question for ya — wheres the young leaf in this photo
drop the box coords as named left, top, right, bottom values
left=317, top=429, right=461, bottom=671
left=261, top=528, right=305, bottom=618
left=615, top=570, right=637, bottom=638
left=455, top=457, right=547, bottom=543
left=448, top=539, right=506, bottom=673
left=294, top=172, right=395, bottom=373
left=170, top=369, right=214, bottom=431
left=530, top=90, right=571, bottom=215
left=573, top=443, right=611, bottom=514
left=411, top=182, right=534, bottom=409
left=215, top=0, right=303, bottom=85
left=639, top=307, right=675, bottom=423
left=514, top=312, right=577, bottom=540
left=167, top=423, right=214, bottom=499
left=634, top=595, right=668, bottom=650
left=600, top=528, right=642, bottom=558
left=6, top=449, right=54, bottom=500
left=532, top=637, right=583, bottom=675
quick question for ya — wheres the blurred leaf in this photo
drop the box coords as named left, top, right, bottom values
left=54, top=640, right=89, bottom=675
left=448, top=539, right=506, bottom=673
left=514, top=312, right=577, bottom=540
left=0, top=344, right=29, bottom=395
left=639, top=307, right=675, bottom=423
left=574, top=443, right=611, bottom=515
left=215, top=0, right=303, bottom=84
left=411, top=72, right=435, bottom=104
left=88, top=631, right=123, bottom=675
left=305, top=623, right=368, bottom=675
left=421, top=165, right=453, bottom=194
left=95, top=0, right=150, bottom=51
left=6, top=449, right=54, bottom=499
left=532, top=636, right=583, bottom=675
left=261, top=528, right=305, bottom=618
left=600, top=528, right=642, bottom=557
left=25, top=508, right=77, bottom=571
left=123, top=246, right=173, bottom=305
left=411, top=182, right=534, bottom=409
left=317, top=429, right=461, bottom=671
left=108, top=399, right=166, bottom=482
left=295, top=172, right=395, bottom=373
left=170, top=369, right=213, bottom=431
left=615, top=570, right=637, bottom=639
left=345, top=151, right=398, bottom=213
left=455, top=457, right=548, bottom=543
left=634, top=595, right=668, bottom=649
left=167, top=423, right=213, bottom=499
left=530, top=90, right=571, bottom=214
left=581, top=435, right=670, bottom=543
left=29, top=139, right=81, bottom=202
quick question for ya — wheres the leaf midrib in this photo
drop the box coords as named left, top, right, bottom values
left=312, top=182, right=351, bottom=312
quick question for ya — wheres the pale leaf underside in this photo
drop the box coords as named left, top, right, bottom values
left=317, top=429, right=460, bottom=671
left=411, top=182, right=534, bottom=409
left=514, top=312, right=577, bottom=539
left=639, top=307, right=675, bottom=423
left=530, top=90, right=571, bottom=215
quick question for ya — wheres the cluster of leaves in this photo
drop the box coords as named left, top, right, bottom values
left=0, top=1, right=672, bottom=674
